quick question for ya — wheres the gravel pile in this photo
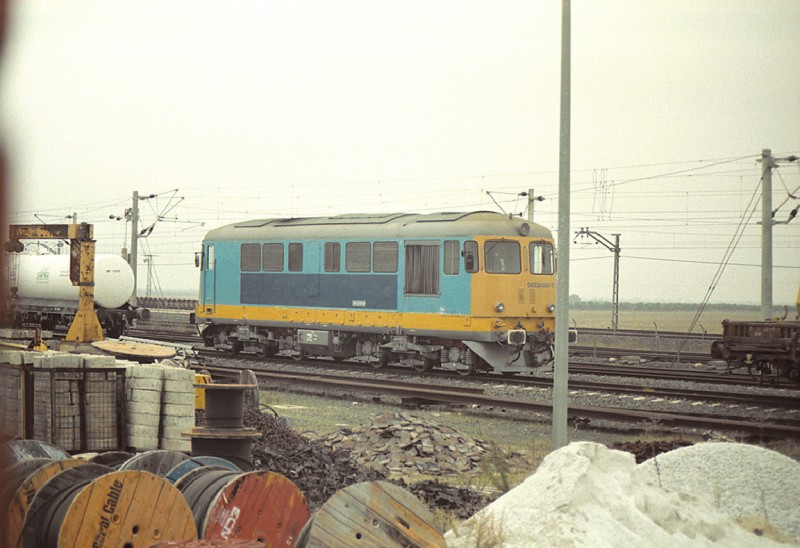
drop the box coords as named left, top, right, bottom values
left=638, top=442, right=800, bottom=542
left=445, top=441, right=792, bottom=547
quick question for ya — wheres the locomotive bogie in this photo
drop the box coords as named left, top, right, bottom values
left=194, top=212, right=558, bottom=375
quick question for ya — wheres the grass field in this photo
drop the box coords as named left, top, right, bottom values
left=568, top=308, right=785, bottom=334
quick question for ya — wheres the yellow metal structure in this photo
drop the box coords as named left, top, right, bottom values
left=7, top=223, right=105, bottom=343
left=194, top=372, right=212, bottom=410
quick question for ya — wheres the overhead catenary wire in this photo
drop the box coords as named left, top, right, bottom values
left=679, top=179, right=763, bottom=351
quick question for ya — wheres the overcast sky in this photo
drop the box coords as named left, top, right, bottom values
left=1, top=1, right=798, bottom=308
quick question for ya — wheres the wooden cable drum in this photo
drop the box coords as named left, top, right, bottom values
left=21, top=463, right=113, bottom=548
left=0, top=458, right=54, bottom=517
left=173, top=466, right=232, bottom=493
left=6, top=458, right=89, bottom=548
left=201, top=470, right=310, bottom=545
left=91, top=339, right=177, bottom=361
left=90, top=451, right=135, bottom=469
left=176, top=468, right=242, bottom=534
left=0, top=456, right=54, bottom=546
left=23, top=467, right=197, bottom=548
left=2, top=439, right=69, bottom=464
left=166, top=456, right=242, bottom=485
left=118, top=449, right=192, bottom=476
left=151, top=539, right=267, bottom=547
left=301, top=481, right=446, bottom=548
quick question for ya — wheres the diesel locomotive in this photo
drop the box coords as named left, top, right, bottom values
left=192, top=211, right=558, bottom=375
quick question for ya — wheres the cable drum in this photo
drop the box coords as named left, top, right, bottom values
left=201, top=470, right=310, bottom=545
left=22, top=463, right=113, bottom=548
left=22, top=467, right=197, bottom=548
left=89, top=450, right=134, bottom=469
left=117, top=449, right=191, bottom=476
left=177, top=468, right=242, bottom=533
left=6, top=458, right=89, bottom=548
left=166, top=456, right=242, bottom=485
left=0, top=457, right=54, bottom=531
left=175, top=467, right=310, bottom=544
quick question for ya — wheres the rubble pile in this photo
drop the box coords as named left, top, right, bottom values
left=407, top=479, right=497, bottom=520
left=612, top=439, right=694, bottom=463
left=234, top=407, right=502, bottom=519
left=318, top=412, right=526, bottom=476
left=241, top=406, right=385, bottom=511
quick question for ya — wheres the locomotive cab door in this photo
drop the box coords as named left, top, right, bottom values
left=201, top=244, right=216, bottom=313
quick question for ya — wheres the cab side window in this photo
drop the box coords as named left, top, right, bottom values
left=463, top=240, right=479, bottom=273
left=530, top=242, right=555, bottom=274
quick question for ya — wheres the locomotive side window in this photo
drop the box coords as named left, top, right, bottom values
left=530, top=242, right=554, bottom=274
left=240, top=244, right=261, bottom=272
left=346, top=242, right=371, bottom=272
left=324, top=242, right=341, bottom=272
left=444, top=240, right=459, bottom=275
left=405, top=243, right=439, bottom=295
left=485, top=241, right=521, bottom=274
left=207, top=245, right=215, bottom=271
left=373, top=242, right=398, bottom=273
left=288, top=243, right=303, bottom=272
left=463, top=241, right=479, bottom=273
left=262, top=243, right=284, bottom=271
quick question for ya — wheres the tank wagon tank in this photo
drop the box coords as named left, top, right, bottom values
left=193, top=211, right=559, bottom=375
left=4, top=253, right=138, bottom=338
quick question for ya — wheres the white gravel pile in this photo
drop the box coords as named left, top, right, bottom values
left=638, top=442, right=800, bottom=543
left=444, top=441, right=793, bottom=547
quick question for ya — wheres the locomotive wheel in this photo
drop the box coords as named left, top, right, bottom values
left=412, top=358, right=435, bottom=373
left=372, top=350, right=391, bottom=369
left=456, top=362, right=476, bottom=376
left=256, top=342, right=277, bottom=358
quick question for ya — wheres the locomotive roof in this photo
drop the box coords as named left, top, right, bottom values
left=204, top=211, right=553, bottom=241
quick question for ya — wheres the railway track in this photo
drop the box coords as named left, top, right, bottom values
left=124, top=326, right=799, bottom=390
left=197, top=361, right=800, bottom=440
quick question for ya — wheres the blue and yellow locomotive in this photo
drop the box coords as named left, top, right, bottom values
left=193, top=211, right=557, bottom=375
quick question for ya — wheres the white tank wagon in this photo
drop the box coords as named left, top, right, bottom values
left=4, top=254, right=139, bottom=338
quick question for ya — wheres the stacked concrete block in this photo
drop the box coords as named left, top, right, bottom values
left=160, top=366, right=195, bottom=452
left=0, top=350, right=33, bottom=437
left=124, top=363, right=197, bottom=452
left=125, top=364, right=165, bottom=451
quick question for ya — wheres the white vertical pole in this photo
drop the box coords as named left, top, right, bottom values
left=130, top=191, right=139, bottom=306
left=528, top=188, right=535, bottom=223
left=553, top=0, right=571, bottom=449
left=761, top=149, right=773, bottom=320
